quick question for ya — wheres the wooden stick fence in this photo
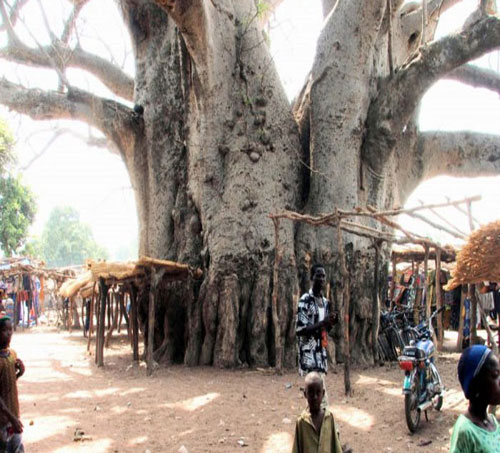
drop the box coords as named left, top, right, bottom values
left=270, top=196, right=480, bottom=395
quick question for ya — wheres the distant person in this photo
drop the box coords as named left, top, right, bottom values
left=450, top=345, right=500, bottom=452
left=296, top=264, right=338, bottom=404
left=292, top=371, right=349, bottom=453
left=0, top=315, right=25, bottom=452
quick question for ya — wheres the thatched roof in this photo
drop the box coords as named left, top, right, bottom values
left=59, top=271, right=93, bottom=298
left=0, top=257, right=74, bottom=281
left=59, top=256, right=202, bottom=298
left=445, top=220, right=500, bottom=290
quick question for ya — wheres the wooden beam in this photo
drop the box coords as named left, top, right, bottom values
left=418, top=199, right=468, bottom=237
left=96, top=278, right=108, bottom=367
left=337, top=221, right=351, bottom=396
left=470, top=284, right=479, bottom=345
left=87, top=282, right=96, bottom=352
left=372, top=241, right=381, bottom=365
left=271, top=217, right=282, bottom=372
left=435, top=248, right=444, bottom=350
left=456, top=286, right=466, bottom=352
left=147, top=267, right=165, bottom=376
left=130, top=284, right=139, bottom=362
left=405, top=211, right=466, bottom=240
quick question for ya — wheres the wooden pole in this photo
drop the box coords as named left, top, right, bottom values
left=69, top=296, right=74, bottom=333
left=131, top=285, right=139, bottom=362
left=96, top=278, right=108, bottom=367
left=105, top=290, right=118, bottom=348
left=390, top=255, right=397, bottom=307
left=87, top=282, right=96, bottom=352
left=425, top=248, right=432, bottom=321
left=466, top=201, right=475, bottom=233
left=422, top=245, right=431, bottom=319
left=435, top=248, right=444, bottom=350
left=372, top=241, right=380, bottom=365
left=470, top=284, right=479, bottom=345
left=337, top=221, right=351, bottom=396
left=81, top=297, right=85, bottom=335
left=271, top=218, right=282, bottom=372
left=475, top=288, right=499, bottom=355
left=456, top=286, right=466, bottom=352
left=147, top=268, right=163, bottom=376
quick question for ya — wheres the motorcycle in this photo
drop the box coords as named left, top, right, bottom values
left=398, top=307, right=445, bottom=433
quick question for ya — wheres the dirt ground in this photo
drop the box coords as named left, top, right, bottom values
left=11, top=326, right=476, bottom=453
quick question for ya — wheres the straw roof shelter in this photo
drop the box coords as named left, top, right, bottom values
left=58, top=257, right=201, bottom=299
left=446, top=220, right=500, bottom=290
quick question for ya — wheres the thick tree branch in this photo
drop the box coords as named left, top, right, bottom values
left=446, top=64, right=500, bottom=95
left=363, top=15, right=500, bottom=176
left=0, top=40, right=134, bottom=101
left=0, top=78, right=140, bottom=159
left=418, top=131, right=500, bottom=179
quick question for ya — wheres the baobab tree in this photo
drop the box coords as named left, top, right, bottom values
left=1, top=0, right=500, bottom=367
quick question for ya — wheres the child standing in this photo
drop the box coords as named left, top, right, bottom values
left=450, top=345, right=500, bottom=452
left=0, top=315, right=25, bottom=452
left=292, top=371, right=345, bottom=453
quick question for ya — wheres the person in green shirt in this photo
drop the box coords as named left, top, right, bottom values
left=450, top=345, right=500, bottom=452
left=292, top=372, right=351, bottom=453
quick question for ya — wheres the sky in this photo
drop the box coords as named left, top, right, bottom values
left=1, top=0, right=499, bottom=257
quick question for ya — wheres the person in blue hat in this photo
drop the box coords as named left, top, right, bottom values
left=450, top=345, right=500, bottom=452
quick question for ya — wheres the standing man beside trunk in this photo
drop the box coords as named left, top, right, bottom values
left=296, top=264, right=338, bottom=403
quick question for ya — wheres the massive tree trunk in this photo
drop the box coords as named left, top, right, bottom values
left=2, top=0, right=500, bottom=367
left=121, top=0, right=301, bottom=367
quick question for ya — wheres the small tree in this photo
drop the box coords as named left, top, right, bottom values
left=40, top=206, right=108, bottom=267
left=0, top=175, right=36, bottom=256
left=0, top=118, right=36, bottom=256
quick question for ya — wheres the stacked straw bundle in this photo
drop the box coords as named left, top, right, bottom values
left=445, top=220, right=500, bottom=290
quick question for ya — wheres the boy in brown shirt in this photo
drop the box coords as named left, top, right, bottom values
left=0, top=315, right=25, bottom=452
left=292, top=372, right=352, bottom=453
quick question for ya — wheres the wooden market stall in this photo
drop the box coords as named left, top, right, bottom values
left=59, top=257, right=202, bottom=375
left=445, top=220, right=500, bottom=354
left=0, top=257, right=73, bottom=330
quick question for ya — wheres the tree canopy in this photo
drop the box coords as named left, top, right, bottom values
left=1, top=0, right=500, bottom=368
left=0, top=118, right=36, bottom=256
left=38, top=206, right=108, bottom=267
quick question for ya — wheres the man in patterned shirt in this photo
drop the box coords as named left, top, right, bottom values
left=296, top=264, right=338, bottom=381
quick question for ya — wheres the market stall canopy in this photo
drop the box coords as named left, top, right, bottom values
left=445, top=220, right=500, bottom=290
left=58, top=256, right=202, bottom=298
left=0, top=257, right=73, bottom=281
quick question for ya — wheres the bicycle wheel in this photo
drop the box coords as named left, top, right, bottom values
left=405, top=370, right=421, bottom=433
left=388, top=328, right=405, bottom=360
left=402, top=328, right=416, bottom=346
left=378, top=335, right=391, bottom=362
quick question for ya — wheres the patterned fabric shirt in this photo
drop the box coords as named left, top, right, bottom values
left=292, top=408, right=342, bottom=453
left=0, top=349, right=19, bottom=426
left=296, top=289, right=330, bottom=375
left=450, top=414, right=500, bottom=452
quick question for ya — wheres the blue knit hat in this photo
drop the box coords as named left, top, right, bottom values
left=457, top=345, right=492, bottom=399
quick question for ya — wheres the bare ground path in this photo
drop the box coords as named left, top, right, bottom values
left=11, top=327, right=471, bottom=452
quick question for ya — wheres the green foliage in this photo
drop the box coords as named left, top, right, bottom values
left=0, top=118, right=14, bottom=174
left=40, top=206, right=108, bottom=267
left=0, top=175, right=37, bottom=256
left=256, top=0, right=270, bottom=19
left=20, top=237, right=43, bottom=260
